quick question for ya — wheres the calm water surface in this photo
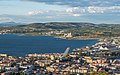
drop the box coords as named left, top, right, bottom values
left=0, top=34, right=97, bottom=56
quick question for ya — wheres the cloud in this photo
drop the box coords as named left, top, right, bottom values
left=21, top=0, right=120, bottom=15
left=22, top=0, right=120, bottom=7
left=26, top=6, right=120, bottom=19
left=27, top=10, right=47, bottom=16
left=64, top=6, right=120, bottom=14
left=87, top=6, right=120, bottom=14
left=87, top=6, right=104, bottom=14
left=0, top=13, right=120, bottom=24
left=71, top=14, right=81, bottom=17
left=26, top=9, right=82, bottom=18
left=27, top=10, right=59, bottom=19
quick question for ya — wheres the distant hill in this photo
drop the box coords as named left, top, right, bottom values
left=17, top=22, right=96, bottom=29
left=14, top=22, right=120, bottom=30
left=0, top=22, right=26, bottom=26
left=0, top=22, right=120, bottom=39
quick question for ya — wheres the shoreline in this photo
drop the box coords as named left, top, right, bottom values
left=16, top=33, right=100, bottom=40
left=0, top=33, right=100, bottom=40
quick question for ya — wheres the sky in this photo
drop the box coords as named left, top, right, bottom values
left=0, top=0, right=120, bottom=24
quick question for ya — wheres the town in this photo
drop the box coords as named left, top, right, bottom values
left=0, top=37, right=120, bottom=75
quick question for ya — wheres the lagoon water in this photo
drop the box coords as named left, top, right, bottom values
left=0, top=34, right=97, bottom=56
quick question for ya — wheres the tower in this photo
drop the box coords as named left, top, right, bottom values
left=63, top=47, right=70, bottom=57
